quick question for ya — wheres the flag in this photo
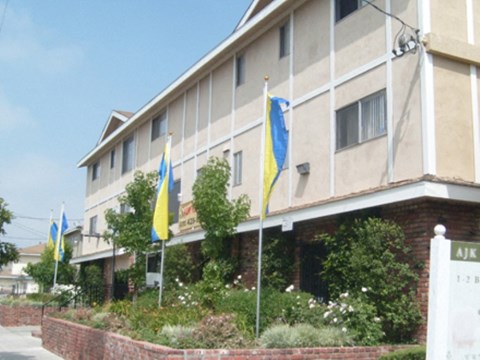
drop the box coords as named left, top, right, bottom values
left=152, top=136, right=174, bottom=241
left=54, top=212, right=69, bottom=262
left=262, top=94, right=289, bottom=219
left=47, top=220, right=58, bottom=249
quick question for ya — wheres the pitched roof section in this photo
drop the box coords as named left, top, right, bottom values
left=97, top=110, right=133, bottom=145
left=236, top=0, right=274, bottom=30
left=18, top=243, right=46, bottom=255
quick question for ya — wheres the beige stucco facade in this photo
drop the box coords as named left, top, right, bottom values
left=75, top=0, right=480, bottom=272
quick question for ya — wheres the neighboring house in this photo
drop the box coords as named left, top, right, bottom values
left=0, top=243, right=46, bottom=295
left=75, top=0, right=480, bottom=341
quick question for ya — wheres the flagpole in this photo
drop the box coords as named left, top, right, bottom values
left=53, top=202, right=64, bottom=288
left=158, top=240, right=166, bottom=307
left=255, top=75, right=269, bottom=338
left=158, top=133, right=172, bottom=308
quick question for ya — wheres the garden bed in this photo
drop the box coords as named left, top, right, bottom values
left=42, top=317, right=413, bottom=360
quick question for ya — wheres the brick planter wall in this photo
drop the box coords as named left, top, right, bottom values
left=42, top=317, right=412, bottom=360
left=0, top=304, right=57, bottom=326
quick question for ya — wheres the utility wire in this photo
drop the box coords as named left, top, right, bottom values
left=362, top=0, right=418, bottom=31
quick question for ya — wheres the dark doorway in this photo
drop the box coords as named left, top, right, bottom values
left=300, top=242, right=329, bottom=303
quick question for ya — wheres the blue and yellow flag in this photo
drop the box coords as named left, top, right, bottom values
left=47, top=220, right=58, bottom=249
left=152, top=136, right=174, bottom=241
left=54, top=212, right=68, bottom=262
left=262, top=94, right=289, bottom=219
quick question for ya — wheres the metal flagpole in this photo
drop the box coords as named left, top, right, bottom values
left=158, top=134, right=172, bottom=308
left=158, top=240, right=166, bottom=307
left=255, top=76, right=269, bottom=338
left=53, top=202, right=64, bottom=288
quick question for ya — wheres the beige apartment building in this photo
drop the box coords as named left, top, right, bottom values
left=76, top=0, right=480, bottom=339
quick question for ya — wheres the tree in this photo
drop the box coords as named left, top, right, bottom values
left=104, top=170, right=158, bottom=293
left=192, top=157, right=250, bottom=279
left=0, top=198, right=19, bottom=269
left=24, top=242, right=76, bottom=291
left=320, top=217, right=422, bottom=343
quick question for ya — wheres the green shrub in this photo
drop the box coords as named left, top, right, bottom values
left=320, top=217, right=422, bottom=343
left=379, top=346, right=426, bottom=360
left=260, top=324, right=351, bottom=348
left=190, top=314, right=251, bottom=349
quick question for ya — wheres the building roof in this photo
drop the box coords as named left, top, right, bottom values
left=18, top=243, right=46, bottom=255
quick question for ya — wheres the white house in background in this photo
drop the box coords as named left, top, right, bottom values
left=0, top=243, right=46, bottom=295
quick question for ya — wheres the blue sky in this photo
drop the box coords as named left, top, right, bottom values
left=0, top=0, right=252, bottom=248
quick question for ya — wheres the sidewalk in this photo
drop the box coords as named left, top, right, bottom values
left=0, top=325, right=63, bottom=360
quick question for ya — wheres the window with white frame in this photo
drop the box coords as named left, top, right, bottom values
left=233, top=151, right=243, bottom=186
left=151, top=112, right=167, bottom=141
left=92, top=162, right=100, bottom=181
left=122, top=135, right=135, bottom=174
left=89, top=215, right=98, bottom=235
left=335, top=0, right=366, bottom=22
left=110, top=149, right=115, bottom=169
left=235, top=54, right=245, bottom=87
left=279, top=20, right=291, bottom=58
left=336, top=90, right=386, bottom=150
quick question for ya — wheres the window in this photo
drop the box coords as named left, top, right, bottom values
left=169, top=180, right=181, bottom=223
left=122, top=135, right=135, bottom=174
left=335, top=0, right=366, bottom=22
left=336, top=90, right=386, bottom=150
left=92, top=162, right=100, bottom=181
left=89, top=215, right=98, bottom=235
left=279, top=20, right=291, bottom=58
left=110, top=149, right=115, bottom=169
left=151, top=112, right=167, bottom=141
left=235, top=54, right=245, bottom=87
left=233, top=151, right=242, bottom=186
left=120, top=204, right=132, bottom=214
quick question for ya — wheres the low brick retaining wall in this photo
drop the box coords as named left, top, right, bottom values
left=0, top=304, right=57, bottom=326
left=42, top=317, right=412, bottom=360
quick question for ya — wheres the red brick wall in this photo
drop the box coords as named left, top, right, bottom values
left=42, top=317, right=411, bottom=360
left=0, top=304, right=57, bottom=326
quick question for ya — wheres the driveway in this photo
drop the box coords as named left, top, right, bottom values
left=0, top=325, right=62, bottom=360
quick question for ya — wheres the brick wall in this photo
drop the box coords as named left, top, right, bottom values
left=42, top=317, right=411, bottom=360
left=0, top=304, right=57, bottom=326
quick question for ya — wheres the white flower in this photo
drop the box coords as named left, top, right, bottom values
left=225, top=284, right=231, bottom=289
left=333, top=317, right=338, bottom=323
left=361, top=287, right=368, bottom=292
left=179, top=282, right=184, bottom=287
left=374, top=317, right=381, bottom=322
left=285, top=285, right=294, bottom=293
left=342, top=327, right=347, bottom=333
left=296, top=295, right=300, bottom=299
left=237, top=275, right=242, bottom=280
left=251, top=286, right=256, bottom=291
left=340, top=292, right=349, bottom=298
left=233, top=279, right=239, bottom=285
left=309, top=303, right=316, bottom=309
left=348, top=305, right=354, bottom=312
left=323, top=311, right=332, bottom=318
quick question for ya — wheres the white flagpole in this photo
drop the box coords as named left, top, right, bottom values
left=158, top=134, right=172, bottom=307
left=53, top=202, right=64, bottom=288
left=255, top=76, right=269, bottom=338
left=158, top=240, right=166, bottom=307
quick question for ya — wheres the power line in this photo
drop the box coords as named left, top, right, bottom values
left=362, top=0, right=417, bottom=31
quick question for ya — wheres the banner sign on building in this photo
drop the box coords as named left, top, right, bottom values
left=427, top=225, right=480, bottom=359
left=178, top=201, right=200, bottom=232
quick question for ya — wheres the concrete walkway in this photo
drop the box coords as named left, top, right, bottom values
left=0, top=325, right=63, bottom=360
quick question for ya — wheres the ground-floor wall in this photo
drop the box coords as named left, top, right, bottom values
left=233, top=198, right=480, bottom=344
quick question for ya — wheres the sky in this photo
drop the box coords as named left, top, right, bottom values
left=0, top=0, right=252, bottom=249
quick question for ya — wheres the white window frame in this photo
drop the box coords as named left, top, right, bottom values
left=235, top=54, right=245, bottom=87
left=89, top=215, right=98, bottom=235
left=110, top=149, right=115, bottom=169
left=336, top=90, right=386, bottom=150
left=335, top=0, right=366, bottom=22
left=122, top=135, right=135, bottom=174
left=233, top=151, right=243, bottom=186
left=279, top=20, right=291, bottom=58
left=92, top=162, right=100, bottom=181
left=151, top=112, right=167, bottom=141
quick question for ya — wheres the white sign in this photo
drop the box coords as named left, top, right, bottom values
left=427, top=225, right=480, bottom=359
